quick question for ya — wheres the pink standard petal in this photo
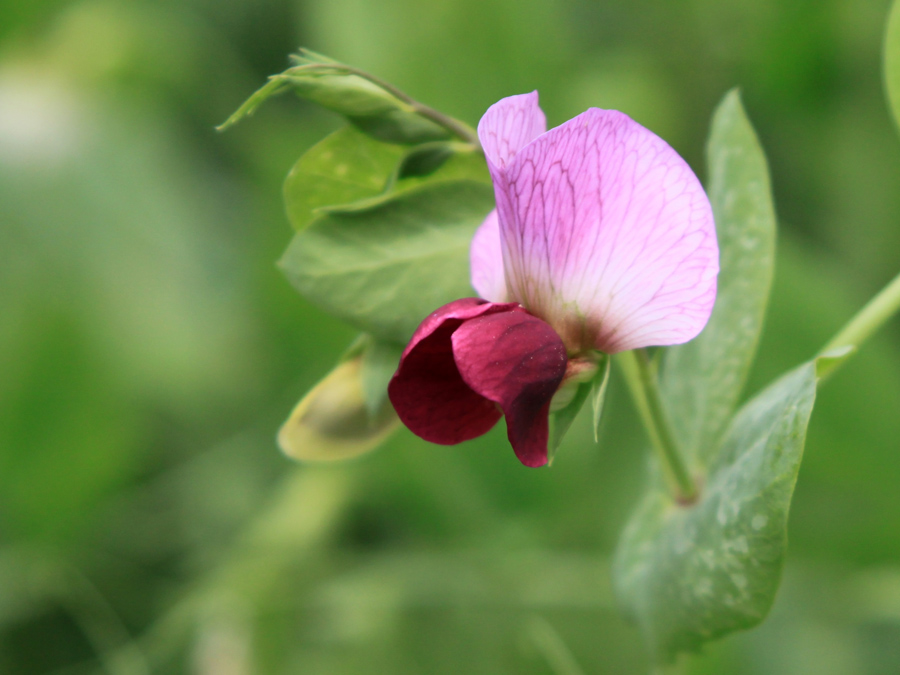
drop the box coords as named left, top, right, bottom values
left=477, top=93, right=547, bottom=263
left=388, top=298, right=522, bottom=445
left=498, top=108, right=719, bottom=353
left=452, top=311, right=567, bottom=467
left=477, top=91, right=547, bottom=172
left=470, top=209, right=508, bottom=302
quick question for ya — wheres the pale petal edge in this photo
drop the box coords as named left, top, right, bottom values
left=469, top=209, right=508, bottom=302
left=476, top=91, right=547, bottom=172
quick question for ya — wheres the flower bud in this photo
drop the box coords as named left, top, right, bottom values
left=278, top=357, right=398, bottom=462
left=220, top=51, right=452, bottom=145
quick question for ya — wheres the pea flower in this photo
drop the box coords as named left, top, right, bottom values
left=388, top=92, right=719, bottom=467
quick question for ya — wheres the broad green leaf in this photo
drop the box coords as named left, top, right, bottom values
left=219, top=50, right=453, bottom=144
left=360, top=338, right=404, bottom=418
left=278, top=355, right=398, bottom=462
left=283, top=130, right=489, bottom=233
left=397, top=142, right=457, bottom=178
left=395, top=142, right=491, bottom=185
left=590, top=355, right=612, bottom=442
left=322, top=145, right=491, bottom=214
left=394, top=144, right=491, bottom=188
left=660, top=90, right=777, bottom=465
left=395, top=141, right=487, bottom=179
left=886, top=0, right=900, bottom=132
left=279, top=181, right=495, bottom=343
left=284, top=126, right=404, bottom=231
left=614, top=360, right=818, bottom=663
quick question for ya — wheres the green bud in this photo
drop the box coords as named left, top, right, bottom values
left=218, top=50, right=455, bottom=144
left=278, top=357, right=398, bottom=462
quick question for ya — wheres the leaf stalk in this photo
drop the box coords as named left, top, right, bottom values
left=819, top=268, right=900, bottom=369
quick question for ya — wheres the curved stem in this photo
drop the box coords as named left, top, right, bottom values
left=618, top=350, right=697, bottom=503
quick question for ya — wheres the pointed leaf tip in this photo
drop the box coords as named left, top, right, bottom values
left=660, top=88, right=776, bottom=466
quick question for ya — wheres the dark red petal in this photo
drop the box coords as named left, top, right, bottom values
left=388, top=298, right=523, bottom=445
left=451, top=312, right=568, bottom=467
left=398, top=298, right=521, bottom=360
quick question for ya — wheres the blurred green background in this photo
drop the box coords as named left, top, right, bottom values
left=2, top=0, right=900, bottom=673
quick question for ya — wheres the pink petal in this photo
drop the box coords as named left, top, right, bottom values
left=388, top=298, right=522, bottom=444
left=469, top=209, right=508, bottom=302
left=452, top=311, right=567, bottom=467
left=476, top=93, right=547, bottom=310
left=498, top=108, right=718, bottom=353
left=477, top=91, right=547, bottom=172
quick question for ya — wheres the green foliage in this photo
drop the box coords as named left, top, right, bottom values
left=218, top=49, right=455, bottom=144
left=590, top=354, right=612, bottom=442
left=614, top=91, right=806, bottom=663
left=397, top=141, right=461, bottom=178
left=660, top=89, right=777, bottom=466
left=279, top=180, right=494, bottom=343
left=360, top=337, right=404, bottom=418
left=284, top=126, right=404, bottom=231
left=886, top=0, right=900, bottom=133
left=393, top=143, right=492, bottom=189
left=614, top=360, right=818, bottom=661
left=548, top=355, right=610, bottom=462
left=277, top=360, right=399, bottom=462
left=6, top=3, right=900, bottom=674
left=264, top=56, right=493, bottom=465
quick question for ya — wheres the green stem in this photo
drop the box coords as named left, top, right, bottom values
left=618, top=350, right=697, bottom=503
left=819, top=268, right=900, bottom=360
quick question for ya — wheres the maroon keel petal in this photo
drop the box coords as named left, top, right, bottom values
left=388, top=298, right=523, bottom=445
left=451, top=312, right=568, bottom=467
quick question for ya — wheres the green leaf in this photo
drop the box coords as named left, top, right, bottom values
left=282, top=130, right=489, bottom=233
left=886, top=0, right=900, bottom=133
left=321, top=144, right=491, bottom=215
left=218, top=50, right=453, bottom=144
left=613, top=360, right=818, bottom=663
left=590, top=355, right=612, bottom=442
left=360, top=338, right=404, bottom=419
left=284, top=126, right=404, bottom=231
left=397, top=142, right=456, bottom=178
left=613, top=91, right=789, bottom=661
left=660, top=89, right=777, bottom=466
left=216, top=77, right=291, bottom=131
left=279, top=180, right=495, bottom=343
left=394, top=144, right=491, bottom=188
left=319, top=147, right=493, bottom=213
left=547, top=355, right=610, bottom=462
left=547, top=382, right=592, bottom=464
